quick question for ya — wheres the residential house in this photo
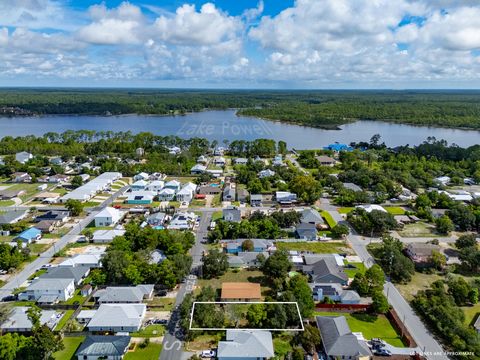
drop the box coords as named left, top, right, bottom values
left=35, top=220, right=56, bottom=233
left=225, top=239, right=273, bottom=254
left=176, top=182, right=197, bottom=203
left=168, top=146, right=181, bottom=155
left=276, top=191, right=297, bottom=204
left=12, top=172, right=32, bottom=183
left=197, top=185, right=222, bottom=195
left=87, top=304, right=146, bottom=332
left=0, top=210, right=28, bottom=225
left=405, top=243, right=442, bottom=267
left=343, top=183, right=362, bottom=192
left=133, top=172, right=149, bottom=181
left=0, top=189, right=26, bottom=199
left=75, top=335, right=131, bottom=360
left=223, top=206, right=241, bottom=222
left=15, top=151, right=33, bottom=164
left=15, top=227, right=42, bottom=244
left=311, top=284, right=361, bottom=304
left=316, top=316, right=372, bottom=360
left=258, top=169, right=275, bottom=178
left=60, top=172, right=122, bottom=203
left=145, top=180, right=164, bottom=193
left=191, top=164, right=207, bottom=175
left=1, top=307, right=58, bottom=333
left=214, top=147, right=226, bottom=156
left=92, top=229, right=126, bottom=243
left=303, top=258, right=348, bottom=285
left=168, top=212, right=196, bottom=230
left=197, top=155, right=208, bottom=164
left=59, top=254, right=102, bottom=268
left=434, top=176, right=451, bottom=187
left=35, top=210, right=70, bottom=223
left=250, top=194, right=263, bottom=206
left=221, top=282, right=261, bottom=301
left=146, top=212, right=167, bottom=226
left=18, top=278, right=75, bottom=302
left=158, top=188, right=176, bottom=201
left=295, top=223, right=317, bottom=240
left=214, top=156, right=226, bottom=166
left=126, top=191, right=154, bottom=204
left=206, top=169, right=223, bottom=177
left=164, top=180, right=181, bottom=192
left=356, top=204, right=386, bottom=213
left=94, top=207, right=122, bottom=227
left=81, top=284, right=93, bottom=297
left=149, top=249, right=167, bottom=264
left=37, top=184, right=48, bottom=191
left=40, top=266, right=90, bottom=286
left=237, top=188, right=249, bottom=203
left=94, top=285, right=154, bottom=304
left=223, top=185, right=236, bottom=202
left=80, top=173, right=91, bottom=182
left=217, top=330, right=274, bottom=360
left=34, top=192, right=60, bottom=202
left=228, top=252, right=269, bottom=269
left=316, top=155, right=337, bottom=166
left=131, top=179, right=148, bottom=191
left=234, top=158, right=248, bottom=165
left=301, top=208, right=325, bottom=227
left=272, top=154, right=283, bottom=166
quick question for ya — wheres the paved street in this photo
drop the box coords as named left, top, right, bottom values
left=0, top=186, right=128, bottom=299
left=160, top=210, right=213, bottom=360
left=319, top=198, right=448, bottom=360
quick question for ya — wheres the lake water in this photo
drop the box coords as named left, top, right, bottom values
left=1, top=110, right=479, bottom=149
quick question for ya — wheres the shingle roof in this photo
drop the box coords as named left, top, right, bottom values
left=0, top=306, right=57, bottom=330
left=40, top=266, right=89, bottom=283
left=307, top=258, right=348, bottom=283
left=301, top=208, right=324, bottom=224
left=218, top=330, right=274, bottom=358
left=316, top=316, right=371, bottom=357
left=87, top=304, right=146, bottom=328
left=95, top=285, right=152, bottom=303
left=76, top=335, right=131, bottom=357
left=0, top=210, right=27, bottom=224
left=27, top=278, right=73, bottom=291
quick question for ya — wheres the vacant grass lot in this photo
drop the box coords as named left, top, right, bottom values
left=0, top=199, right=15, bottom=206
left=396, top=272, right=443, bottom=301
left=462, top=303, right=480, bottom=326
left=320, top=210, right=337, bottom=228
left=315, top=311, right=405, bottom=347
left=146, top=297, right=175, bottom=311
left=197, top=269, right=268, bottom=296
left=125, top=342, right=162, bottom=360
left=276, top=241, right=351, bottom=254
left=337, top=207, right=354, bottom=214
left=385, top=206, right=406, bottom=215
left=397, top=222, right=437, bottom=237
left=53, top=336, right=84, bottom=360
left=131, top=324, right=166, bottom=338
left=343, top=261, right=366, bottom=278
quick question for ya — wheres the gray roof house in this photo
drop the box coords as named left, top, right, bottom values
left=311, top=283, right=361, bottom=304
left=237, top=188, right=249, bottom=203
left=316, top=316, right=372, bottom=359
left=76, top=335, right=131, bottom=360
left=94, top=285, right=154, bottom=303
left=301, top=208, right=324, bottom=226
left=223, top=206, right=241, bottom=222
left=228, top=252, right=269, bottom=268
left=18, top=278, right=75, bottom=302
left=223, top=185, right=236, bottom=202
left=304, top=258, right=348, bottom=285
left=218, top=330, right=274, bottom=360
left=295, top=223, right=317, bottom=240
left=0, top=210, right=28, bottom=225
left=1, top=306, right=58, bottom=332
left=146, top=212, right=167, bottom=226
left=87, top=304, right=146, bottom=332
left=40, top=266, right=90, bottom=286
left=250, top=194, right=263, bottom=206
left=343, top=182, right=363, bottom=192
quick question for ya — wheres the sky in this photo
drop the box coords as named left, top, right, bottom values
left=1, top=0, right=480, bottom=88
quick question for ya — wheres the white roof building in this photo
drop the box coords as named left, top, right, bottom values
left=60, top=172, right=122, bottom=202
left=87, top=304, right=146, bottom=332
left=356, top=204, right=387, bottom=213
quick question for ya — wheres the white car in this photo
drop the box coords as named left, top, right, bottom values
left=201, top=350, right=216, bottom=358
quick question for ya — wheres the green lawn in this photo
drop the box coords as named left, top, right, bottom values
left=0, top=199, right=15, bottom=206
left=54, top=336, right=85, bottom=360
left=397, top=222, right=437, bottom=238
left=146, top=297, right=175, bottom=311
left=29, top=243, right=50, bottom=254
left=315, top=312, right=405, bottom=347
left=320, top=210, right=337, bottom=228
left=462, top=304, right=480, bottom=325
left=131, top=325, right=166, bottom=338
left=55, top=310, right=75, bottom=331
left=63, top=289, right=85, bottom=305
left=197, top=269, right=267, bottom=295
left=337, top=207, right=355, bottom=214
left=343, top=261, right=366, bottom=278
left=125, top=342, right=162, bottom=360
left=385, top=206, right=406, bottom=215
left=396, top=272, right=443, bottom=301
left=211, top=210, right=223, bottom=221
left=276, top=241, right=351, bottom=254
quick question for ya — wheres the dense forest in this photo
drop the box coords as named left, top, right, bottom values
left=1, top=89, right=480, bottom=129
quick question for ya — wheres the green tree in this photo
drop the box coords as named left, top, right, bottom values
left=435, top=215, right=454, bottom=235
left=0, top=333, right=20, bottom=360
left=371, top=291, right=389, bottom=314
left=287, top=275, right=315, bottom=317
left=202, top=249, right=228, bottom=279
left=296, top=324, right=321, bottom=354
left=246, top=304, right=267, bottom=327
left=430, top=250, right=446, bottom=270
left=289, top=175, right=322, bottom=204
left=350, top=273, right=370, bottom=296
left=456, top=233, right=477, bottom=249
left=331, top=224, right=349, bottom=239
left=242, top=239, right=254, bottom=252
left=365, top=264, right=386, bottom=292
left=65, top=199, right=84, bottom=216
left=71, top=175, right=83, bottom=188
left=262, top=250, right=292, bottom=280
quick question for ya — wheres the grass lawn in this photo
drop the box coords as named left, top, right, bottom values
left=315, top=311, right=405, bottom=347
left=320, top=210, right=337, bottom=228
left=8, top=183, right=45, bottom=202
left=146, top=297, right=175, bottom=311
left=197, top=269, right=267, bottom=295
left=54, top=336, right=85, bottom=360
left=186, top=333, right=222, bottom=351
left=29, top=243, right=50, bottom=254
left=276, top=241, right=351, bottom=254
left=125, top=342, right=162, bottom=360
left=0, top=199, right=15, bottom=206
left=131, top=325, right=166, bottom=338
left=343, top=261, right=366, bottom=278
left=396, top=272, right=443, bottom=301
left=211, top=194, right=222, bottom=207
left=190, top=199, right=206, bottom=207
left=55, top=310, right=75, bottom=331
left=337, top=207, right=355, bottom=214
left=385, top=206, right=406, bottom=215
left=211, top=210, right=223, bottom=221
left=83, top=201, right=101, bottom=207
left=462, top=303, right=480, bottom=325
left=63, top=289, right=85, bottom=305
left=52, top=188, right=68, bottom=195
left=397, top=222, right=436, bottom=238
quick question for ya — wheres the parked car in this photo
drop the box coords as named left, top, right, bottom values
left=374, top=348, right=392, bottom=356
left=370, top=338, right=386, bottom=347
left=201, top=350, right=216, bottom=358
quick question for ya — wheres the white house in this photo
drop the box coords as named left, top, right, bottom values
left=158, top=188, right=176, bottom=201
left=1, top=307, right=58, bottom=332
left=145, top=180, right=164, bottom=193
left=87, top=304, right=146, bottom=333
left=15, top=151, right=33, bottom=164
left=258, top=169, right=275, bottom=178
left=131, top=179, right=148, bottom=191
left=164, top=180, right=181, bottom=192
left=59, top=254, right=102, bottom=268
left=92, top=229, right=126, bottom=243
left=19, top=278, right=75, bottom=302
left=168, top=212, right=196, bottom=230
left=168, top=146, right=181, bottom=155
left=214, top=156, right=226, bottom=166
left=94, top=207, right=122, bottom=227
left=356, top=204, right=387, bottom=213
left=133, top=172, right=149, bottom=181
left=176, top=182, right=197, bottom=203
left=276, top=191, right=297, bottom=204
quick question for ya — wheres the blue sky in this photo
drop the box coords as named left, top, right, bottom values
left=1, top=0, right=480, bottom=88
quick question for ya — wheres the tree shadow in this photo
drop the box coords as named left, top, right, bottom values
left=350, top=312, right=378, bottom=323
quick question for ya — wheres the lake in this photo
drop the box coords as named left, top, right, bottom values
left=1, top=110, right=479, bottom=149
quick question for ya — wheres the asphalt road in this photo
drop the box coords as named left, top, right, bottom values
left=320, top=198, right=448, bottom=360
left=160, top=210, right=213, bottom=360
left=0, top=186, right=129, bottom=299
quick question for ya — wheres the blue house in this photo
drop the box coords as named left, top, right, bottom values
left=225, top=239, right=273, bottom=254
left=323, top=142, right=353, bottom=152
left=15, top=227, right=42, bottom=244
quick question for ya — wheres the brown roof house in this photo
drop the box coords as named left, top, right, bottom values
left=405, top=243, right=444, bottom=268
left=221, top=282, right=261, bottom=301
